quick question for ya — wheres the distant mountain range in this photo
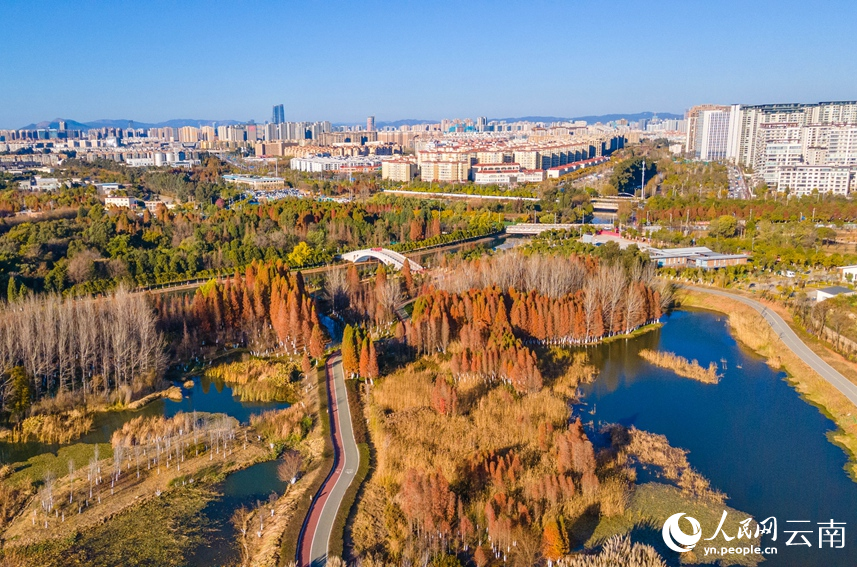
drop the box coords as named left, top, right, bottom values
left=19, top=118, right=246, bottom=130
left=21, top=111, right=682, bottom=131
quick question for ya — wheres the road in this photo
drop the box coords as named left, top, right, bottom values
left=297, top=354, right=360, bottom=567
left=727, top=165, right=750, bottom=199
left=685, top=285, right=857, bottom=407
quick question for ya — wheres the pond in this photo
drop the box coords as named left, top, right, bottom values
left=579, top=309, right=857, bottom=566
left=188, top=459, right=289, bottom=566
left=1, top=376, right=293, bottom=565
left=0, top=376, right=290, bottom=464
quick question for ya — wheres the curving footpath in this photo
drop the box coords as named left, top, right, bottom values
left=685, top=285, right=857, bottom=407
left=297, top=354, right=360, bottom=567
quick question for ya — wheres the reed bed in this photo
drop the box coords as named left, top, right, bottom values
left=557, top=535, right=667, bottom=567
left=608, top=424, right=724, bottom=503
left=638, top=349, right=720, bottom=384
left=10, top=410, right=94, bottom=444
left=249, top=405, right=310, bottom=445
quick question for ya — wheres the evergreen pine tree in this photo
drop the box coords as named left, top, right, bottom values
left=7, top=276, right=17, bottom=303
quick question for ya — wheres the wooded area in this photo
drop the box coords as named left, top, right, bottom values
left=0, top=289, right=164, bottom=419
left=155, top=259, right=325, bottom=359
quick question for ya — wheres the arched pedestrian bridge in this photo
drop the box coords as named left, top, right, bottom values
left=340, top=248, right=423, bottom=271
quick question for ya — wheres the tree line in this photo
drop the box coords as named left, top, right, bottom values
left=0, top=289, right=165, bottom=420
left=155, top=259, right=326, bottom=359
left=410, top=252, right=664, bottom=343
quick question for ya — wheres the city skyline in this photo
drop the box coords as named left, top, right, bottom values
left=3, top=0, right=857, bottom=128
left=14, top=110, right=685, bottom=132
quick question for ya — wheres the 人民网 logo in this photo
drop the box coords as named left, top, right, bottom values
left=663, top=512, right=702, bottom=553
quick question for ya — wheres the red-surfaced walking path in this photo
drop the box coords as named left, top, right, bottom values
left=297, top=354, right=360, bottom=567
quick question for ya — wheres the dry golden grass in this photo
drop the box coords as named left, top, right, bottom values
left=638, top=349, right=720, bottom=384
left=354, top=351, right=600, bottom=561
left=371, top=384, right=570, bottom=487
left=681, top=289, right=857, bottom=479
left=545, top=349, right=599, bottom=399
left=609, top=425, right=724, bottom=503
left=0, top=482, right=30, bottom=527
left=557, top=534, right=667, bottom=567
left=250, top=404, right=310, bottom=444
left=371, top=369, right=434, bottom=414
left=11, top=410, right=94, bottom=444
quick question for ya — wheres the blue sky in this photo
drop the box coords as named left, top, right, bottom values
left=2, top=0, right=856, bottom=128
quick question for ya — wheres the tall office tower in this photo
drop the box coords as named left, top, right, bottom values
left=272, top=104, right=285, bottom=124
left=367, top=115, right=375, bottom=132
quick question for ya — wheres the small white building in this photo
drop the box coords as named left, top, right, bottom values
left=816, top=286, right=855, bottom=302
left=105, top=196, right=141, bottom=209
left=143, top=198, right=176, bottom=212
left=472, top=163, right=545, bottom=185
left=96, top=182, right=121, bottom=195
left=222, top=174, right=285, bottom=190
left=839, top=265, right=857, bottom=282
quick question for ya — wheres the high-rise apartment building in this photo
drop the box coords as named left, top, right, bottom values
left=366, top=116, right=375, bottom=132
left=726, top=101, right=857, bottom=195
left=178, top=126, right=200, bottom=143
left=696, top=110, right=732, bottom=160
left=685, top=104, right=730, bottom=155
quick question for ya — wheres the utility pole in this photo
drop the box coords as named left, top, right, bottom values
left=641, top=159, right=646, bottom=199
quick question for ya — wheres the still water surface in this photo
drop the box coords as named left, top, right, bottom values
left=579, top=309, right=857, bottom=566
left=0, top=377, right=291, bottom=565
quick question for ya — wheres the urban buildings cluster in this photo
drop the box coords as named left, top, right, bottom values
left=0, top=124, right=203, bottom=170
left=9, top=98, right=855, bottom=195
left=686, top=101, right=857, bottom=195
left=1, top=106, right=639, bottom=187
left=391, top=134, right=624, bottom=184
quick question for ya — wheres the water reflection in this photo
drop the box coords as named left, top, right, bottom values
left=579, top=309, right=857, bottom=566
left=189, top=460, right=289, bottom=566
left=1, top=377, right=288, bottom=464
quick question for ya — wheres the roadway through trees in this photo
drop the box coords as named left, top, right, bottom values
left=297, top=354, right=360, bottom=567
